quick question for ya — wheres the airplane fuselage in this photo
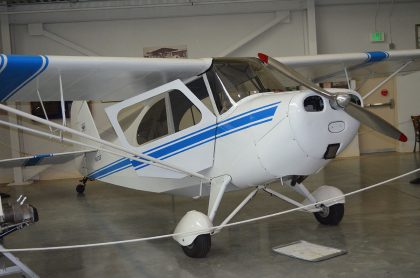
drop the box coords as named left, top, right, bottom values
left=78, top=88, right=360, bottom=196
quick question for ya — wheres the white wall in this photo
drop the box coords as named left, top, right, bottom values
left=11, top=11, right=306, bottom=58
left=396, top=71, right=420, bottom=153
left=1, top=0, right=420, bottom=181
left=317, top=1, right=420, bottom=53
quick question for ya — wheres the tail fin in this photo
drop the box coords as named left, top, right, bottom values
left=71, top=101, right=101, bottom=149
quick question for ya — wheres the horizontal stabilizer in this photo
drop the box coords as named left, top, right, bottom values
left=0, top=150, right=96, bottom=168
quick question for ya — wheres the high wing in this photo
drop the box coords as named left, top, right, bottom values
left=0, top=150, right=96, bottom=168
left=276, top=49, right=420, bottom=83
left=1, top=50, right=420, bottom=102
left=0, top=54, right=212, bottom=102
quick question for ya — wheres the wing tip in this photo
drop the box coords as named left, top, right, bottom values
left=399, top=133, right=408, bottom=142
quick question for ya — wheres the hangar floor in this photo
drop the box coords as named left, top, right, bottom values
left=1, top=152, right=420, bottom=277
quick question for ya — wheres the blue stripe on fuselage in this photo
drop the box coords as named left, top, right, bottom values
left=216, top=106, right=277, bottom=135
left=89, top=158, right=131, bottom=180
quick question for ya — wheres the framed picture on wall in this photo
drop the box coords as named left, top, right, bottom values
left=143, top=45, right=187, bottom=58
left=416, top=24, right=420, bottom=49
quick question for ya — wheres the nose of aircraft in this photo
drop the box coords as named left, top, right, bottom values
left=288, top=91, right=360, bottom=159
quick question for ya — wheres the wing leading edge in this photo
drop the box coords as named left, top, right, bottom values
left=277, top=49, right=420, bottom=82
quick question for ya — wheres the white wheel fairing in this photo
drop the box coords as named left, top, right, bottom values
left=173, top=210, right=213, bottom=246
left=303, top=185, right=345, bottom=208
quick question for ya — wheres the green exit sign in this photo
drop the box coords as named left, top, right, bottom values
left=371, top=32, right=385, bottom=42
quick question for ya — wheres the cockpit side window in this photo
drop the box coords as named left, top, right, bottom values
left=186, top=77, right=215, bottom=114
left=206, top=70, right=234, bottom=113
left=206, top=58, right=288, bottom=114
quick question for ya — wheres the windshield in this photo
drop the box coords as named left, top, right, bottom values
left=206, top=58, right=290, bottom=113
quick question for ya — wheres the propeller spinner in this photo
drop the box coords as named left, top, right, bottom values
left=257, top=53, right=407, bottom=142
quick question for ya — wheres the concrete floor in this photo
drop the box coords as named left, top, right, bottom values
left=1, top=152, right=420, bottom=277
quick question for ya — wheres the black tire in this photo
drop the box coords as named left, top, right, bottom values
left=76, top=184, right=85, bottom=194
left=182, top=234, right=211, bottom=258
left=314, top=203, right=344, bottom=225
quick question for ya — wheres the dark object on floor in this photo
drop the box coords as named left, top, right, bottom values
left=410, top=177, right=420, bottom=184
left=412, top=115, right=420, bottom=152
left=0, top=193, right=10, bottom=199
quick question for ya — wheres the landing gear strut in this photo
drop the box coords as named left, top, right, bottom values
left=173, top=177, right=345, bottom=258
left=76, top=177, right=89, bottom=194
left=173, top=175, right=231, bottom=258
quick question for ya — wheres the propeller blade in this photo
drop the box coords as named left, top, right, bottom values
left=257, top=53, right=408, bottom=142
left=345, top=102, right=407, bottom=142
left=258, top=53, right=333, bottom=100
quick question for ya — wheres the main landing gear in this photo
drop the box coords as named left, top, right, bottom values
left=173, top=177, right=345, bottom=258
left=314, top=203, right=344, bottom=225
left=182, top=233, right=212, bottom=258
left=76, top=177, right=89, bottom=194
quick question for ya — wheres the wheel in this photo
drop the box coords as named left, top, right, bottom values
left=314, top=203, right=344, bottom=225
left=76, top=184, right=85, bottom=194
left=181, top=234, right=211, bottom=258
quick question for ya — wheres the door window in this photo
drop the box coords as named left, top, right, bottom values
left=116, top=89, right=202, bottom=146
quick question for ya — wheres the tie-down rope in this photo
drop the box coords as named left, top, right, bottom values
left=1, top=167, right=419, bottom=252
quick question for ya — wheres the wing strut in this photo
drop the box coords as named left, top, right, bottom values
left=0, top=103, right=211, bottom=182
left=344, top=67, right=351, bottom=89
left=58, top=74, right=66, bottom=140
left=362, top=60, right=412, bottom=100
left=36, top=87, right=53, bottom=134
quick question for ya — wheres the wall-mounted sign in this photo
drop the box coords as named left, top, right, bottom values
left=143, top=45, right=187, bottom=58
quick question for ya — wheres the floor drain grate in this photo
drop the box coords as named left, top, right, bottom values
left=272, top=240, right=347, bottom=262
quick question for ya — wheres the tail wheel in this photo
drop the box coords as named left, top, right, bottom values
left=182, top=234, right=211, bottom=258
left=314, top=203, right=344, bottom=225
left=76, top=184, right=85, bottom=194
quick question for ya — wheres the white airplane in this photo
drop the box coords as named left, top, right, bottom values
left=0, top=50, right=419, bottom=258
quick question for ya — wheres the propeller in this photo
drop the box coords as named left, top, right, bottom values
left=257, top=53, right=407, bottom=142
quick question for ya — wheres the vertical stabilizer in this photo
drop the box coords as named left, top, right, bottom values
left=71, top=101, right=100, bottom=148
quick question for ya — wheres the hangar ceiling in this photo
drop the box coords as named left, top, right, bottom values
left=0, top=0, right=304, bottom=24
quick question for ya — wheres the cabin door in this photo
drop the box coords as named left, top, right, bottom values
left=106, top=79, right=217, bottom=178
